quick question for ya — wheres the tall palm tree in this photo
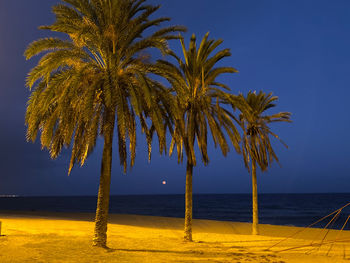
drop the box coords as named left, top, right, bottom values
left=154, top=33, right=241, bottom=241
left=234, top=91, right=291, bottom=235
left=24, top=0, right=185, bottom=248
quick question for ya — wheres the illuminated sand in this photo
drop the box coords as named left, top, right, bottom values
left=1, top=212, right=350, bottom=262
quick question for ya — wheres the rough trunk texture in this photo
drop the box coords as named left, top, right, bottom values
left=252, top=160, right=259, bottom=235
left=184, top=161, right=193, bottom=241
left=93, top=110, right=115, bottom=248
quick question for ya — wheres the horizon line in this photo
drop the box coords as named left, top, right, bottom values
left=2, top=192, right=350, bottom=198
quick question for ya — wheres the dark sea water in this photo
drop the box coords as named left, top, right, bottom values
left=1, top=193, right=350, bottom=229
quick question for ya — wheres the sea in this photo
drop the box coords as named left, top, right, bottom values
left=1, top=193, right=350, bottom=230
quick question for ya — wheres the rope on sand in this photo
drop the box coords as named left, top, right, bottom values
left=267, top=202, right=350, bottom=255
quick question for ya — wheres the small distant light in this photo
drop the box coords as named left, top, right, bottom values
left=162, top=180, right=167, bottom=185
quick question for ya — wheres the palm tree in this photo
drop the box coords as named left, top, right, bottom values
left=154, top=33, right=241, bottom=241
left=234, top=91, right=291, bottom=235
left=24, top=0, right=185, bottom=248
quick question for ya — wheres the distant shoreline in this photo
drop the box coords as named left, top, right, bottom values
left=0, top=210, right=348, bottom=235
left=2, top=192, right=350, bottom=197
left=1, top=193, right=350, bottom=230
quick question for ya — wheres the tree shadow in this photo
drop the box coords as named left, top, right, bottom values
left=105, top=246, right=281, bottom=263
left=110, top=248, right=203, bottom=255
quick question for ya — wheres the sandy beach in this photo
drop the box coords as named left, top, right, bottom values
left=0, top=211, right=349, bottom=262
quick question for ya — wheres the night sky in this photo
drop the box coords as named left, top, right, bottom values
left=1, top=0, right=350, bottom=196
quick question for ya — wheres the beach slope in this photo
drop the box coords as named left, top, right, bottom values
left=0, top=212, right=349, bottom=262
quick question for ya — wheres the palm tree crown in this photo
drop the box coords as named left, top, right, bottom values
left=25, top=0, right=185, bottom=173
left=156, top=32, right=241, bottom=166
left=237, top=91, right=291, bottom=172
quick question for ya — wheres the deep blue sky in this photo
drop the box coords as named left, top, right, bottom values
left=1, top=0, right=350, bottom=196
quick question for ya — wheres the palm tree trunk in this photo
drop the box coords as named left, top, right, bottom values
left=251, top=160, right=259, bottom=235
left=184, top=161, right=193, bottom=241
left=93, top=110, right=115, bottom=248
